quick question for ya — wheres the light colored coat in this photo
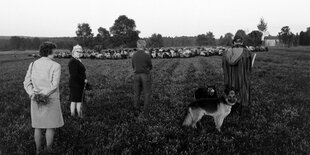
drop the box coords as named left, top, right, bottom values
left=24, top=57, right=61, bottom=98
left=23, top=57, right=64, bottom=128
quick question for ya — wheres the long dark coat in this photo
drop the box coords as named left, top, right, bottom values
left=68, top=58, right=86, bottom=102
left=222, top=45, right=253, bottom=106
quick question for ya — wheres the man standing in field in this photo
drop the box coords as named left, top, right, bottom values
left=132, top=39, right=153, bottom=120
left=222, top=35, right=254, bottom=114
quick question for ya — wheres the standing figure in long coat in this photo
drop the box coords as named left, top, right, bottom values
left=23, top=42, right=64, bottom=154
left=222, top=36, right=254, bottom=107
left=68, top=45, right=87, bottom=118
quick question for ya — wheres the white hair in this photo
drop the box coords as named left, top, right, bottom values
left=72, top=45, right=83, bottom=54
left=72, top=45, right=83, bottom=58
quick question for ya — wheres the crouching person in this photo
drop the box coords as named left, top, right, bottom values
left=23, top=42, right=64, bottom=154
left=132, top=39, right=153, bottom=120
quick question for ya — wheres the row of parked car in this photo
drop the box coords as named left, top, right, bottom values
left=48, top=47, right=228, bottom=60
left=28, top=46, right=268, bottom=59
left=247, top=46, right=269, bottom=52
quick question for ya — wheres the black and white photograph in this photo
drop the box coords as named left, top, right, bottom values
left=0, top=0, right=309, bottom=154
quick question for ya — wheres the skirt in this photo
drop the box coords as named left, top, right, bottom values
left=31, top=98, right=64, bottom=129
left=69, top=86, right=84, bottom=102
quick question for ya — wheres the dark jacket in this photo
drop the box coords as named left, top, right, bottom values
left=68, top=58, right=86, bottom=88
left=132, top=50, right=153, bottom=74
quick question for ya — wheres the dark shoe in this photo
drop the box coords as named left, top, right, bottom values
left=42, top=147, right=53, bottom=155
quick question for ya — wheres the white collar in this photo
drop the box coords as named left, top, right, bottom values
left=41, top=57, right=52, bottom=61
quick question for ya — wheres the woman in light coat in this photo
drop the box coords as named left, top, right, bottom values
left=23, top=42, right=64, bottom=154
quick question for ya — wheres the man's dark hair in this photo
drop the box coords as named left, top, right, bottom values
left=233, top=35, right=243, bottom=43
left=39, top=41, right=57, bottom=57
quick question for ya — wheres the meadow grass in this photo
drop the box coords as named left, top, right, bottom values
left=0, top=47, right=309, bottom=154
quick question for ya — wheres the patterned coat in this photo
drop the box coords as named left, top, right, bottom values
left=222, top=45, right=253, bottom=106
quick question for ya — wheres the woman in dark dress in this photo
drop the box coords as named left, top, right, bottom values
left=69, top=45, right=87, bottom=118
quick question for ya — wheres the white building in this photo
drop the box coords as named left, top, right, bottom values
left=264, top=36, right=283, bottom=47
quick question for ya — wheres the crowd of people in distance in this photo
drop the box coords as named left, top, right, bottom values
left=29, top=46, right=227, bottom=59
left=28, top=45, right=268, bottom=60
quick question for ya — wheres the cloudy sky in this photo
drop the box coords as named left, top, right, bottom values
left=1, top=0, right=309, bottom=38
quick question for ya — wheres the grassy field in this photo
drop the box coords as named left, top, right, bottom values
left=0, top=47, right=310, bottom=154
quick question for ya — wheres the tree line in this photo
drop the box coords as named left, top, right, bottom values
left=299, top=27, right=310, bottom=46
left=75, top=15, right=140, bottom=50
left=1, top=17, right=310, bottom=51
left=6, top=37, right=77, bottom=51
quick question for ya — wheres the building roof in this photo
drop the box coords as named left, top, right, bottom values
left=264, top=36, right=278, bottom=40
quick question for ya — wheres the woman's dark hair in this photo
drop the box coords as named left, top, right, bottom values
left=39, top=41, right=57, bottom=57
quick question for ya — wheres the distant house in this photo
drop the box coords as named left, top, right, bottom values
left=264, top=36, right=283, bottom=47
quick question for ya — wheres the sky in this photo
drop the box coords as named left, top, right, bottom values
left=1, top=0, right=309, bottom=38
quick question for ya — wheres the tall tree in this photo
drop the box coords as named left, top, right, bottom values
left=147, top=33, right=163, bottom=48
left=219, top=33, right=233, bottom=46
left=76, top=23, right=94, bottom=48
left=247, top=30, right=263, bottom=46
left=196, top=31, right=216, bottom=46
left=96, top=27, right=111, bottom=49
left=299, top=31, right=305, bottom=45
left=110, top=15, right=140, bottom=48
left=94, top=34, right=103, bottom=50
left=206, top=32, right=216, bottom=46
left=196, top=34, right=207, bottom=46
left=257, top=18, right=268, bottom=32
left=278, top=26, right=294, bottom=48
left=306, top=27, right=310, bottom=45
left=98, top=27, right=110, bottom=39
left=257, top=18, right=268, bottom=41
left=293, top=33, right=299, bottom=46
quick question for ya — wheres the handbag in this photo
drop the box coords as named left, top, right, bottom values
left=85, top=82, right=92, bottom=91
